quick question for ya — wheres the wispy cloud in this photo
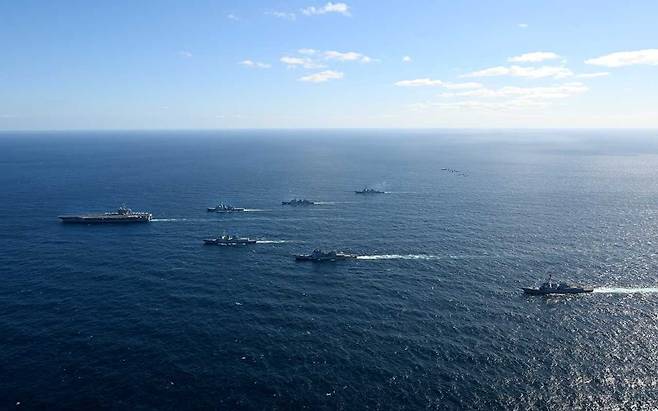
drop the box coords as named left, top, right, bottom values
left=281, top=56, right=325, bottom=69
left=575, top=72, right=610, bottom=78
left=324, top=50, right=373, bottom=63
left=239, top=60, right=271, bottom=69
left=508, top=51, right=560, bottom=63
left=302, top=2, right=350, bottom=16
left=402, top=56, right=412, bottom=63
left=280, top=49, right=374, bottom=69
left=177, top=50, right=193, bottom=58
left=518, top=23, right=529, bottom=28
left=462, top=65, right=573, bottom=79
left=434, top=99, right=549, bottom=111
left=585, top=49, right=658, bottom=67
left=395, top=78, right=443, bottom=87
left=299, top=70, right=344, bottom=83
left=394, top=78, right=482, bottom=89
left=441, top=82, right=588, bottom=99
left=444, top=82, right=484, bottom=90
left=266, top=11, right=296, bottom=20
left=226, top=13, right=239, bottom=21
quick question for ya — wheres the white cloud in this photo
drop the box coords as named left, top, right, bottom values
left=585, top=49, right=658, bottom=67
left=395, top=79, right=483, bottom=89
left=575, top=72, right=610, bottom=78
left=508, top=51, right=560, bottom=63
left=518, top=23, right=529, bottom=28
left=323, top=50, right=373, bottom=63
left=266, top=11, right=296, bottom=20
left=302, top=2, right=350, bottom=16
left=177, top=50, right=192, bottom=58
left=441, top=82, right=588, bottom=100
left=462, top=65, right=573, bottom=79
left=239, top=60, right=271, bottom=69
left=280, top=56, right=325, bottom=69
left=299, top=70, right=344, bottom=83
left=395, top=78, right=444, bottom=87
left=435, top=100, right=548, bottom=110
left=443, top=82, right=483, bottom=90
left=226, top=13, right=239, bottom=21
left=402, top=56, right=412, bottom=63
left=281, top=49, right=373, bottom=69
left=410, top=99, right=551, bottom=112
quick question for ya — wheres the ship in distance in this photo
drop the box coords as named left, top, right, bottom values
left=522, top=275, right=593, bottom=295
left=207, top=203, right=245, bottom=212
left=203, top=234, right=257, bottom=245
left=282, top=199, right=315, bottom=206
left=59, top=205, right=152, bottom=223
left=355, top=187, right=385, bottom=194
left=295, top=249, right=358, bottom=262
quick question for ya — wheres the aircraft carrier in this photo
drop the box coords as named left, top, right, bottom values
left=59, top=206, right=152, bottom=224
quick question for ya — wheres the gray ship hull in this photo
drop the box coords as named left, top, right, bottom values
left=204, top=238, right=256, bottom=245
left=59, top=215, right=152, bottom=223
left=522, top=287, right=593, bottom=295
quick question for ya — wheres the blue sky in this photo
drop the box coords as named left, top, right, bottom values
left=1, top=0, right=657, bottom=129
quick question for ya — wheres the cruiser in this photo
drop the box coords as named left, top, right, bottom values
left=295, top=249, right=358, bottom=262
left=207, top=203, right=245, bottom=212
left=59, top=206, right=152, bottom=224
left=355, top=187, right=385, bottom=194
left=522, top=275, right=593, bottom=295
left=282, top=199, right=315, bottom=206
left=203, top=234, right=257, bottom=245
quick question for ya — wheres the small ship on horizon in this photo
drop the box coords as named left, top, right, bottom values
left=355, top=187, right=385, bottom=194
left=59, top=206, right=152, bottom=224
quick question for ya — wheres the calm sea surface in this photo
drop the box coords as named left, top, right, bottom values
left=1, top=130, right=658, bottom=410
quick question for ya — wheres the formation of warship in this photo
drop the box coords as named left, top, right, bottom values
left=57, top=190, right=593, bottom=292
left=58, top=206, right=152, bottom=224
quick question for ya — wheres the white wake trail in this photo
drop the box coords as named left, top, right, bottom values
left=594, top=287, right=658, bottom=294
left=357, top=254, right=442, bottom=260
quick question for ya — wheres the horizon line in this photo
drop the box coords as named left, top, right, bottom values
left=2, top=127, right=658, bottom=133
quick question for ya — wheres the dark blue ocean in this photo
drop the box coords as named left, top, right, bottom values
left=2, top=130, right=658, bottom=410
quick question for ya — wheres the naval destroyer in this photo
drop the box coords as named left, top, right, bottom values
left=204, top=234, right=257, bottom=245
left=295, top=249, right=358, bottom=262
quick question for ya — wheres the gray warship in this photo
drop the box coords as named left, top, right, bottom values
left=282, top=199, right=315, bottom=206
left=522, top=275, right=593, bottom=295
left=207, top=203, right=246, bottom=212
left=59, top=206, right=152, bottom=224
left=204, top=234, right=257, bottom=246
left=355, top=187, right=385, bottom=194
left=295, top=249, right=358, bottom=262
